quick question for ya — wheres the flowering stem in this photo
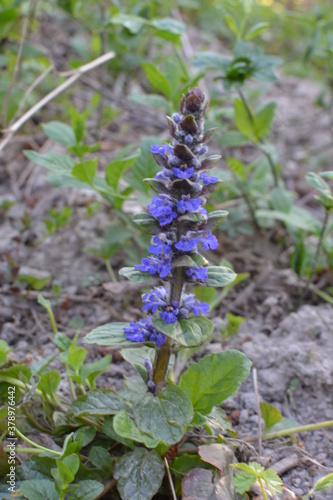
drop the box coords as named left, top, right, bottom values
left=153, top=267, right=184, bottom=393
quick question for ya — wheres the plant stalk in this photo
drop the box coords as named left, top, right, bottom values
left=153, top=267, right=184, bottom=392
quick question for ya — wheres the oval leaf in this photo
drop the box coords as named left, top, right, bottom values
left=119, top=267, right=156, bottom=283
left=83, top=323, right=135, bottom=347
left=114, top=448, right=165, bottom=500
left=152, top=316, right=213, bottom=347
left=179, top=350, right=252, bottom=415
left=67, top=390, right=125, bottom=417
left=207, top=210, right=229, bottom=230
left=133, top=383, right=193, bottom=445
left=114, top=410, right=159, bottom=448
left=205, top=267, right=237, bottom=287
left=132, top=213, right=161, bottom=234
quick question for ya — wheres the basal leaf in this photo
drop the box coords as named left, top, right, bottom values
left=68, top=480, right=104, bottom=500
left=20, top=479, right=58, bottom=500
left=120, top=346, right=155, bottom=380
left=37, top=370, right=61, bottom=397
left=114, top=448, right=165, bottom=500
left=67, top=390, right=125, bottom=417
left=133, top=383, right=193, bottom=445
left=179, top=350, right=251, bottom=415
left=114, top=410, right=159, bottom=448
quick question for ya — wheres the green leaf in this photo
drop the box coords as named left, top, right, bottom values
left=133, top=383, right=193, bottom=445
left=21, top=479, right=58, bottom=500
left=311, top=473, right=333, bottom=493
left=129, top=93, right=171, bottom=113
left=221, top=313, right=245, bottom=339
left=58, top=454, right=79, bottom=485
left=204, top=266, right=237, bottom=287
left=151, top=18, right=185, bottom=43
left=67, top=389, right=124, bottom=417
left=253, top=102, right=276, bottom=139
left=260, top=402, right=282, bottom=431
left=219, top=131, right=249, bottom=146
left=152, top=316, right=214, bottom=348
left=24, top=151, right=74, bottom=174
left=306, top=172, right=332, bottom=200
left=70, top=106, right=87, bottom=144
left=68, top=143, right=100, bottom=158
left=234, top=98, right=255, bottom=140
left=114, top=410, right=159, bottom=448
left=171, top=455, right=211, bottom=476
left=106, top=151, right=139, bottom=191
left=114, top=448, right=165, bottom=500
left=119, top=267, right=155, bottom=283
left=132, top=213, right=161, bottom=235
left=233, top=469, right=257, bottom=494
left=72, top=158, right=98, bottom=186
left=179, top=350, right=252, bottom=415
left=42, top=121, right=76, bottom=147
left=270, top=187, right=293, bottom=213
left=256, top=207, right=321, bottom=233
left=224, top=14, right=239, bottom=35
left=88, top=446, right=113, bottom=475
left=191, top=52, right=231, bottom=72
left=206, top=210, right=229, bottom=231
left=83, top=323, right=135, bottom=347
left=262, top=469, right=283, bottom=495
left=79, top=354, right=112, bottom=388
left=37, top=370, right=61, bottom=397
left=142, top=63, right=171, bottom=99
left=245, top=22, right=270, bottom=41
left=129, top=137, right=162, bottom=193
left=121, top=346, right=155, bottom=380
left=68, top=480, right=104, bottom=500
left=108, top=13, right=147, bottom=34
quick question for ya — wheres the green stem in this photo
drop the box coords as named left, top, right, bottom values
left=237, top=88, right=278, bottom=187
left=152, top=267, right=184, bottom=392
left=105, top=259, right=117, bottom=283
left=46, top=305, right=58, bottom=335
left=264, top=419, right=333, bottom=440
left=14, top=428, right=62, bottom=456
left=258, top=478, right=268, bottom=500
left=304, top=210, right=329, bottom=295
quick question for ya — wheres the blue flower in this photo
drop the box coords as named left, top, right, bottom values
left=172, top=113, right=181, bottom=123
left=200, top=172, right=219, bottom=185
left=175, top=234, right=198, bottom=252
left=155, top=169, right=173, bottom=182
left=185, top=134, right=193, bottom=146
left=150, top=144, right=173, bottom=156
left=183, top=295, right=210, bottom=316
left=173, top=166, right=194, bottom=179
left=123, top=317, right=166, bottom=345
left=160, top=302, right=179, bottom=323
left=177, top=195, right=203, bottom=213
left=186, top=267, right=208, bottom=281
left=197, top=146, right=208, bottom=156
left=148, top=195, right=178, bottom=226
left=136, top=256, right=172, bottom=279
left=149, top=235, right=173, bottom=256
left=142, top=286, right=168, bottom=313
left=198, top=230, right=219, bottom=250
